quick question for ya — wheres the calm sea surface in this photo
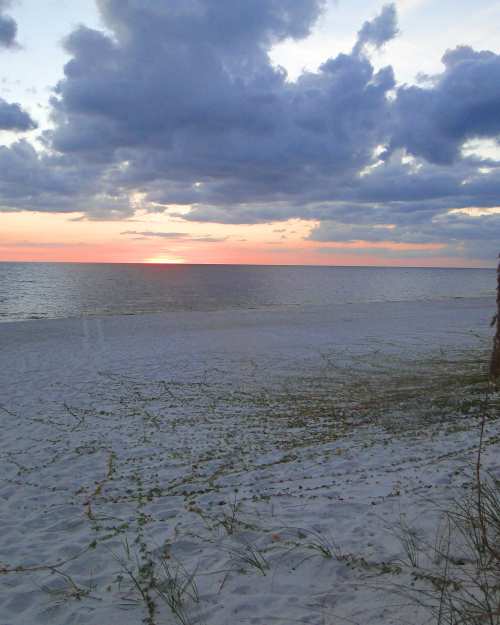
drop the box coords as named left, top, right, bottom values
left=0, top=263, right=496, bottom=322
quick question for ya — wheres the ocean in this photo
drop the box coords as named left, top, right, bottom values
left=0, top=262, right=495, bottom=322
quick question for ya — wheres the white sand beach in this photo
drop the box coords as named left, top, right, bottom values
left=1, top=297, right=499, bottom=625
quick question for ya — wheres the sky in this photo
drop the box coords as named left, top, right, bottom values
left=1, top=0, right=500, bottom=266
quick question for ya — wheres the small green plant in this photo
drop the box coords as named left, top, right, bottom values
left=111, top=538, right=200, bottom=625
left=39, top=567, right=99, bottom=609
left=401, top=404, right=500, bottom=625
left=297, top=527, right=339, bottom=560
left=395, top=515, right=421, bottom=568
left=216, top=494, right=242, bottom=535
left=227, top=541, right=269, bottom=576
left=155, top=558, right=200, bottom=625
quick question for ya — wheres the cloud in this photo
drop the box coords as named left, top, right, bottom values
left=121, top=230, right=227, bottom=242
left=191, top=235, right=228, bottom=243
left=308, top=208, right=500, bottom=259
left=0, top=0, right=18, bottom=49
left=316, top=246, right=443, bottom=258
left=0, top=98, right=36, bottom=131
left=389, top=46, right=500, bottom=164
left=353, top=4, right=399, bottom=55
left=47, top=0, right=392, bottom=187
left=18, top=0, right=393, bottom=221
left=0, top=2, right=499, bottom=262
left=0, top=140, right=133, bottom=217
left=121, top=231, right=186, bottom=239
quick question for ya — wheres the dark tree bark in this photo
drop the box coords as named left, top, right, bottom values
left=490, top=254, right=500, bottom=381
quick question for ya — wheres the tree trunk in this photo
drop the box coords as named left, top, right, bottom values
left=490, top=254, right=500, bottom=381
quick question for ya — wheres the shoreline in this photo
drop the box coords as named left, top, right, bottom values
left=0, top=293, right=496, bottom=325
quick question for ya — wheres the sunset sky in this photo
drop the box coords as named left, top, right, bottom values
left=1, top=0, right=500, bottom=266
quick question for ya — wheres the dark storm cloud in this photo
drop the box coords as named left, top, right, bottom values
left=0, top=140, right=133, bottom=218
left=316, top=247, right=443, bottom=258
left=353, top=3, right=398, bottom=55
left=20, top=0, right=393, bottom=220
left=0, top=98, right=36, bottom=131
left=48, top=0, right=327, bottom=155
left=179, top=155, right=500, bottom=224
left=0, top=1, right=500, bottom=261
left=98, top=0, right=326, bottom=48
left=309, top=209, right=500, bottom=260
left=0, top=0, right=17, bottom=49
left=48, top=0, right=391, bottom=195
left=310, top=212, right=500, bottom=244
left=390, top=46, right=500, bottom=165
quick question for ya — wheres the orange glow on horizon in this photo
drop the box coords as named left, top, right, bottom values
left=0, top=211, right=491, bottom=268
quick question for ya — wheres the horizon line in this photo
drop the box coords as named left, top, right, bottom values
left=0, top=260, right=495, bottom=270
